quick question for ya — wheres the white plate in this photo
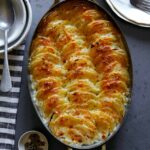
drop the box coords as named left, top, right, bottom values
left=0, top=0, right=27, bottom=47
left=0, top=0, right=32, bottom=53
left=105, top=0, right=150, bottom=27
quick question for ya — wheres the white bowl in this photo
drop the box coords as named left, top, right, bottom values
left=18, top=130, right=48, bottom=150
left=0, top=0, right=32, bottom=53
left=0, top=0, right=27, bottom=47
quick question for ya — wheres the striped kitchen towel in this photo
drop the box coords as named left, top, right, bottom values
left=0, top=43, right=25, bottom=150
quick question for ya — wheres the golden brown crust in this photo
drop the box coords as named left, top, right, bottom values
left=29, top=0, right=130, bottom=146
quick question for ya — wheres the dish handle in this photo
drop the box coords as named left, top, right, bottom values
left=53, top=0, right=61, bottom=5
left=53, top=0, right=99, bottom=6
left=90, top=0, right=99, bottom=4
left=67, top=144, right=106, bottom=150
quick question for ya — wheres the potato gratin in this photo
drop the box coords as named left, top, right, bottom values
left=29, top=0, right=130, bottom=146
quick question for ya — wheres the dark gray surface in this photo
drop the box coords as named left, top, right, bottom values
left=15, top=0, right=150, bottom=150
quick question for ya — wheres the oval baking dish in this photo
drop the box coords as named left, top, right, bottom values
left=28, top=0, right=133, bottom=149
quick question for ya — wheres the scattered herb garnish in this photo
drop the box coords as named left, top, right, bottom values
left=25, top=134, right=45, bottom=150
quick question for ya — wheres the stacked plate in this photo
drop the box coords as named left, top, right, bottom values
left=0, top=0, right=32, bottom=53
left=105, top=0, right=150, bottom=27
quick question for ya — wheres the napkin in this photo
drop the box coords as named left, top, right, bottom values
left=0, top=43, right=25, bottom=150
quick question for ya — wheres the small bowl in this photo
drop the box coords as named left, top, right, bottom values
left=0, top=0, right=32, bottom=53
left=18, top=130, right=48, bottom=150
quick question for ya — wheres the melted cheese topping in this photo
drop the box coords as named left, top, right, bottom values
left=29, top=0, right=130, bottom=146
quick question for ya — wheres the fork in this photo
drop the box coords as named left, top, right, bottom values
left=130, top=0, right=150, bottom=13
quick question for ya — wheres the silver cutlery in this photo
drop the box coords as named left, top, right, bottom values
left=0, top=0, right=14, bottom=92
left=130, top=0, right=150, bottom=13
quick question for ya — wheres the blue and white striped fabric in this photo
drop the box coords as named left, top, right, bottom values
left=0, top=44, right=25, bottom=150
